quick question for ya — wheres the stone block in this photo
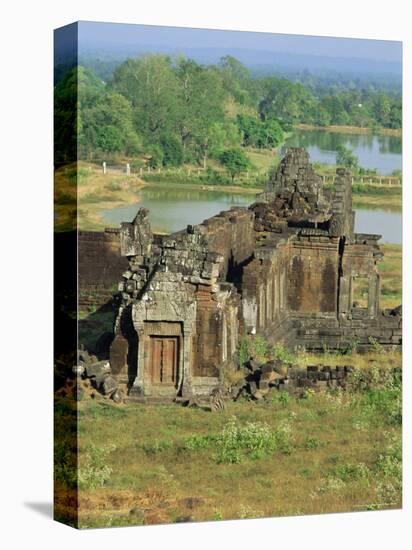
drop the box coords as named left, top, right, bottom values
left=248, top=380, right=257, bottom=395
left=101, top=375, right=118, bottom=396
left=85, top=360, right=111, bottom=378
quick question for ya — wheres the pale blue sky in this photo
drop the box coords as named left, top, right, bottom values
left=77, top=20, right=401, bottom=64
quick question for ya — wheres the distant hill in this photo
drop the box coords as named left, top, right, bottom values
left=55, top=22, right=402, bottom=90
left=74, top=45, right=401, bottom=90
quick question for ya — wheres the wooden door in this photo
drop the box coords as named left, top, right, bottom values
left=149, top=336, right=179, bottom=385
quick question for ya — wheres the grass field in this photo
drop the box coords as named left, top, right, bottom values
left=351, top=185, right=402, bottom=211
left=379, top=244, right=402, bottom=309
left=54, top=162, right=148, bottom=232
left=347, top=244, right=401, bottom=311
left=245, top=147, right=281, bottom=172
left=54, top=348, right=401, bottom=528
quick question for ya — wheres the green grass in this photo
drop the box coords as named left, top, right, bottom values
left=141, top=168, right=267, bottom=188
left=54, top=350, right=401, bottom=528
left=323, top=183, right=402, bottom=211
left=245, top=148, right=280, bottom=172
left=379, top=244, right=402, bottom=309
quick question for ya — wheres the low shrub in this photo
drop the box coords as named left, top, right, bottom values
left=304, top=436, right=321, bottom=450
left=78, top=444, right=116, bottom=490
left=333, top=462, right=370, bottom=482
left=374, top=433, right=402, bottom=507
left=184, top=417, right=294, bottom=464
left=271, top=343, right=296, bottom=364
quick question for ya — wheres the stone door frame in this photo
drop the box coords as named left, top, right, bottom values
left=130, top=318, right=194, bottom=397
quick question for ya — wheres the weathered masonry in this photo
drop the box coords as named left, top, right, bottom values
left=109, top=148, right=402, bottom=400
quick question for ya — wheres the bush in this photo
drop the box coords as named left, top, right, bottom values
left=215, top=417, right=277, bottom=463
left=78, top=444, right=116, bottom=490
left=375, top=433, right=402, bottom=506
left=200, top=167, right=232, bottom=185
left=250, top=335, right=271, bottom=361
left=333, top=462, right=370, bottom=482
left=271, top=343, right=295, bottom=364
left=219, top=148, right=251, bottom=182
left=237, top=336, right=250, bottom=368
left=147, top=146, right=164, bottom=168
left=130, top=159, right=144, bottom=170
left=160, top=134, right=184, bottom=166
left=336, top=144, right=359, bottom=172
left=184, top=417, right=294, bottom=464
left=304, top=436, right=320, bottom=450
left=237, top=114, right=284, bottom=149
left=236, top=335, right=271, bottom=364
left=347, top=365, right=402, bottom=427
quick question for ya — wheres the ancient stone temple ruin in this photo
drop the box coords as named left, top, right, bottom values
left=108, top=148, right=401, bottom=400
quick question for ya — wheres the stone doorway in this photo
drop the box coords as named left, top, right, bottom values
left=149, top=336, right=179, bottom=386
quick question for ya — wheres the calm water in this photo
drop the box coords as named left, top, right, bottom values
left=101, top=185, right=401, bottom=244
left=283, top=129, right=402, bottom=175
left=101, top=187, right=252, bottom=234
left=354, top=209, right=402, bottom=244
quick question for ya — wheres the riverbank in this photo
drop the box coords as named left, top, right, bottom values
left=141, top=179, right=261, bottom=195
left=55, top=162, right=148, bottom=232
left=296, top=123, right=402, bottom=138
left=142, top=176, right=402, bottom=212
left=351, top=185, right=401, bottom=211
left=56, top=162, right=401, bottom=234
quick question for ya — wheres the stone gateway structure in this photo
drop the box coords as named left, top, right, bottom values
left=108, top=148, right=401, bottom=401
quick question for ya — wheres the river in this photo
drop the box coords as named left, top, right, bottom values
left=100, top=185, right=402, bottom=245
left=283, top=129, right=402, bottom=176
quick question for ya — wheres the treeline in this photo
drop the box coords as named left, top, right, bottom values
left=54, top=54, right=402, bottom=165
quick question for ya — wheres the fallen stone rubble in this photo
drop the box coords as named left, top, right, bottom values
left=231, top=359, right=356, bottom=400
left=55, top=350, right=124, bottom=403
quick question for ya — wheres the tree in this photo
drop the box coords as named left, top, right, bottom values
left=55, top=66, right=143, bottom=160
left=218, top=55, right=252, bottom=105
left=262, top=119, right=284, bottom=148
left=219, top=148, right=251, bottom=182
left=159, top=133, right=183, bottom=166
left=320, top=95, right=351, bottom=125
left=175, top=58, right=226, bottom=162
left=111, top=55, right=180, bottom=139
left=54, top=66, right=104, bottom=162
left=312, top=105, right=331, bottom=127
left=198, top=121, right=241, bottom=168
left=237, top=114, right=284, bottom=149
left=336, top=145, right=359, bottom=172
left=79, top=88, right=142, bottom=157
left=259, top=78, right=317, bottom=125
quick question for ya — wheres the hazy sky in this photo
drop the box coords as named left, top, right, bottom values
left=76, top=20, right=401, bottom=64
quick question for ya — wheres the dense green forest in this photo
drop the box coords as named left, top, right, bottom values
left=54, top=55, right=402, bottom=165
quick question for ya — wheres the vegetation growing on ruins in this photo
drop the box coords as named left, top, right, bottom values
left=54, top=347, right=401, bottom=528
